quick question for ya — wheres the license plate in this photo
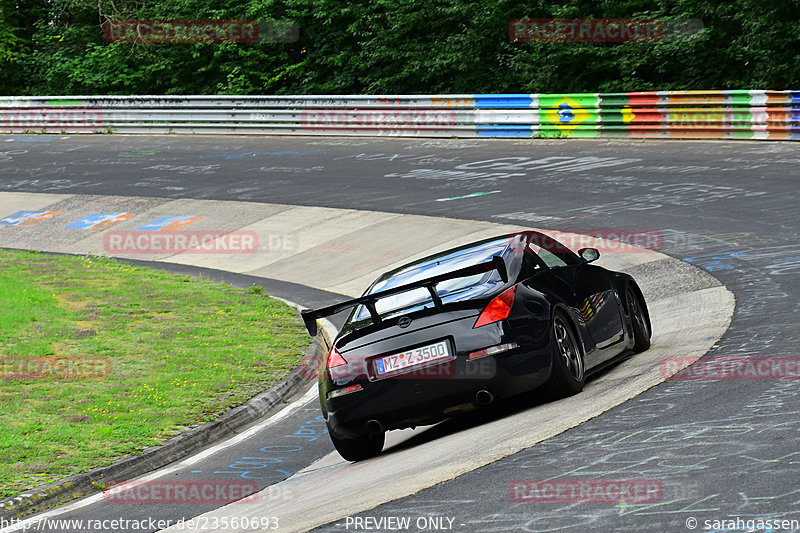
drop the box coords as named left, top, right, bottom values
left=375, top=340, right=452, bottom=376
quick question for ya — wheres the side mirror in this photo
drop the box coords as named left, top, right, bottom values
left=578, top=248, right=600, bottom=263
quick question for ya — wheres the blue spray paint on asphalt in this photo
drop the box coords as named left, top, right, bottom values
left=213, top=416, right=328, bottom=480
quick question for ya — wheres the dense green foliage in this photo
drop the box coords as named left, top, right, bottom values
left=1, top=0, right=798, bottom=95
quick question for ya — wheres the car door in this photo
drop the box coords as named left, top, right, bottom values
left=531, top=235, right=626, bottom=358
left=516, top=238, right=603, bottom=367
left=565, top=263, right=626, bottom=356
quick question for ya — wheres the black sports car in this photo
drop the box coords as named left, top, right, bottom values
left=301, top=230, right=651, bottom=461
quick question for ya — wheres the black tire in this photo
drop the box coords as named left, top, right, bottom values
left=328, top=426, right=385, bottom=462
left=626, top=285, right=651, bottom=352
left=544, top=310, right=585, bottom=397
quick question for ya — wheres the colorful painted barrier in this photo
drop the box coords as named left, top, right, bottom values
left=0, top=90, right=798, bottom=140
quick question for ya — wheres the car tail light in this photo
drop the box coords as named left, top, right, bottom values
left=327, top=345, right=347, bottom=369
left=328, top=384, right=363, bottom=399
left=469, top=342, right=519, bottom=359
left=474, top=285, right=518, bottom=328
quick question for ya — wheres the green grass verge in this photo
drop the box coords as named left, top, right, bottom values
left=0, top=250, right=310, bottom=499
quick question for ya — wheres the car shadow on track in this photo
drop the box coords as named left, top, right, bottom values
left=378, top=351, right=638, bottom=457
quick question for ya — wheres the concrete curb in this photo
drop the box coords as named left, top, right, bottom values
left=0, top=283, right=332, bottom=522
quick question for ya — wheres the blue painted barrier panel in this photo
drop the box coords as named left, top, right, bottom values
left=473, top=94, right=533, bottom=108
left=476, top=125, right=535, bottom=137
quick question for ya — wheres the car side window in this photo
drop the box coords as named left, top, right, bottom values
left=528, top=232, right=581, bottom=268
left=521, top=245, right=548, bottom=276
left=538, top=248, right=569, bottom=269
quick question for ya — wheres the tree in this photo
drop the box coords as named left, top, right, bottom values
left=3, top=0, right=799, bottom=95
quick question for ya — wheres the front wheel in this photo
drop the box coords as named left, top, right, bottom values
left=626, top=286, right=651, bottom=352
left=543, top=310, right=585, bottom=397
left=327, top=425, right=385, bottom=462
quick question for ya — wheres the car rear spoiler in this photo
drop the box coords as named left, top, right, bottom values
left=300, top=255, right=508, bottom=336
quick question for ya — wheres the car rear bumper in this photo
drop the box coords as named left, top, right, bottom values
left=323, top=342, right=552, bottom=439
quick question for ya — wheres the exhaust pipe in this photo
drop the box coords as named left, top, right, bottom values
left=475, top=389, right=495, bottom=406
left=366, top=420, right=384, bottom=435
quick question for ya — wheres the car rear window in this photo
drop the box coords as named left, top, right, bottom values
left=353, top=241, right=510, bottom=320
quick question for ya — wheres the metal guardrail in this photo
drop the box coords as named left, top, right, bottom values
left=1, top=91, right=798, bottom=140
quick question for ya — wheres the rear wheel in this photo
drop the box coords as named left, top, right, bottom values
left=327, top=426, right=385, bottom=462
left=626, top=286, right=651, bottom=352
left=544, top=310, right=585, bottom=397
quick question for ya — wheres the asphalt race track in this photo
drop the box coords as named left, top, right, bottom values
left=1, top=135, right=799, bottom=532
